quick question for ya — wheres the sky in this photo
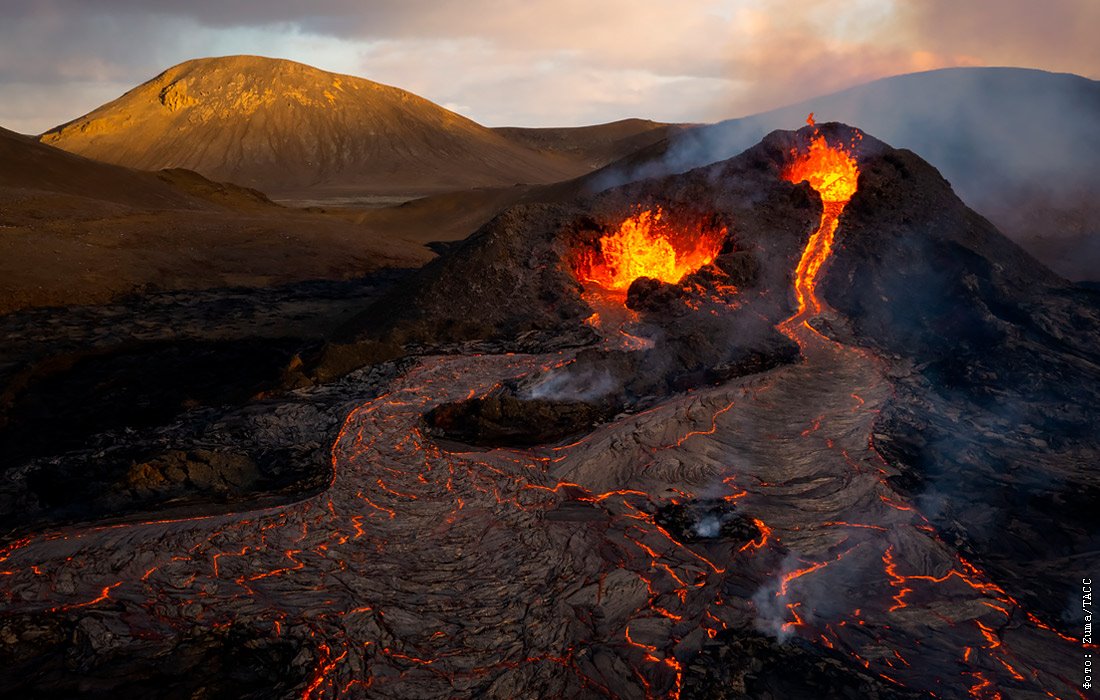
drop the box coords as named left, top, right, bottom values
left=0, top=0, right=1096, bottom=134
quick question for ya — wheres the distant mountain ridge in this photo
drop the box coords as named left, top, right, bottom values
left=1, top=126, right=203, bottom=210
left=493, top=118, right=680, bottom=170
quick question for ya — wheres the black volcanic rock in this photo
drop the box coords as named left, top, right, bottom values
left=626, top=276, right=688, bottom=313
left=309, top=130, right=820, bottom=382
left=0, top=614, right=307, bottom=700
left=816, top=131, right=1100, bottom=628
left=654, top=499, right=761, bottom=545
left=334, top=203, right=594, bottom=347
left=682, top=630, right=931, bottom=700
left=0, top=276, right=416, bottom=533
left=123, top=449, right=262, bottom=499
left=423, top=391, right=615, bottom=448
left=822, top=145, right=1062, bottom=356
left=712, top=251, right=762, bottom=287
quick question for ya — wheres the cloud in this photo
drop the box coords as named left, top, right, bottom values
left=898, top=0, right=1100, bottom=75
left=0, top=0, right=1096, bottom=133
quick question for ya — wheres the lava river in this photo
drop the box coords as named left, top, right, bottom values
left=0, top=128, right=1084, bottom=699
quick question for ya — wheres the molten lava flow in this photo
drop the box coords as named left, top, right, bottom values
left=574, top=208, right=725, bottom=292
left=782, top=120, right=860, bottom=319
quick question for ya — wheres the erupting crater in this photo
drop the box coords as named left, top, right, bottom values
left=571, top=208, right=727, bottom=293
left=569, top=207, right=734, bottom=348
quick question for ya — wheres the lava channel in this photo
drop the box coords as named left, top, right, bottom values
left=781, top=113, right=860, bottom=333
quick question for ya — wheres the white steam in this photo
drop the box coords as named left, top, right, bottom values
left=521, top=366, right=617, bottom=402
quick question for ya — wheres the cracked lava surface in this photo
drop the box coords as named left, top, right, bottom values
left=0, top=130, right=1083, bottom=699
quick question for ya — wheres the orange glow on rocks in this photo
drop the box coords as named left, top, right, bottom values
left=783, top=118, right=860, bottom=318
left=574, top=208, right=726, bottom=291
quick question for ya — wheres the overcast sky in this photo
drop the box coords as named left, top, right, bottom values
left=1, top=0, right=1096, bottom=134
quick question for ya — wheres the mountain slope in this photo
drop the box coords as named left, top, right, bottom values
left=0, top=125, right=431, bottom=312
left=0, top=126, right=205, bottom=210
left=597, top=67, right=1100, bottom=281
left=39, top=55, right=588, bottom=196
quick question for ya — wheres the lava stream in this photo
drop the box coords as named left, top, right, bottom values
left=781, top=115, right=860, bottom=325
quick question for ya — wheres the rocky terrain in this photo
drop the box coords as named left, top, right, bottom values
left=0, top=272, right=419, bottom=534
left=820, top=146, right=1100, bottom=626
left=0, top=124, right=1093, bottom=699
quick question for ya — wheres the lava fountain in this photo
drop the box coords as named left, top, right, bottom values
left=782, top=115, right=860, bottom=321
left=572, top=208, right=726, bottom=292
left=571, top=207, right=727, bottom=348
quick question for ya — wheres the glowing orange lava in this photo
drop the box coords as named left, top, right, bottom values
left=574, top=208, right=726, bottom=292
left=783, top=115, right=860, bottom=318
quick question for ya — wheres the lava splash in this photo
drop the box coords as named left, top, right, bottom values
left=573, top=208, right=726, bottom=292
left=783, top=116, right=860, bottom=319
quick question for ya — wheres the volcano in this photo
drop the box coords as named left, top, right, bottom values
left=604, top=67, right=1100, bottom=282
left=1, top=122, right=1096, bottom=700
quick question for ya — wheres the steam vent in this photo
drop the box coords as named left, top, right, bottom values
left=2, top=120, right=1098, bottom=700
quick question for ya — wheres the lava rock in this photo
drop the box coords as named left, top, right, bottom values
left=308, top=138, right=820, bottom=383
left=0, top=614, right=307, bottom=700
left=816, top=137, right=1100, bottom=631
left=626, top=276, right=689, bottom=314
left=123, top=449, right=261, bottom=499
left=682, top=630, right=932, bottom=699
left=713, top=251, right=762, bottom=289
left=654, top=499, right=761, bottom=545
left=423, top=391, right=615, bottom=447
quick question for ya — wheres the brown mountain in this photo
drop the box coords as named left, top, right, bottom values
left=39, top=55, right=592, bottom=196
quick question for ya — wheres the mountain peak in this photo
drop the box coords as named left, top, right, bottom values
left=144, top=55, right=419, bottom=115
